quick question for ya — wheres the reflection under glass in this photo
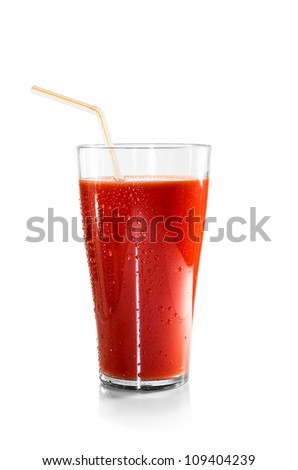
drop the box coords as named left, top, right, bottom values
left=98, top=383, right=191, bottom=429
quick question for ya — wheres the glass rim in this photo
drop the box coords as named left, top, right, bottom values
left=77, top=143, right=211, bottom=150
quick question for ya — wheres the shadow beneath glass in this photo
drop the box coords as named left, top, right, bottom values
left=98, top=383, right=191, bottom=429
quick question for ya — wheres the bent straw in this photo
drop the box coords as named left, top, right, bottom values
left=31, top=86, right=123, bottom=180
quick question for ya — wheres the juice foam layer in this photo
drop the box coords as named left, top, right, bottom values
left=81, top=175, right=202, bottom=183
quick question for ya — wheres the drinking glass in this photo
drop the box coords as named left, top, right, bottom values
left=78, top=144, right=210, bottom=390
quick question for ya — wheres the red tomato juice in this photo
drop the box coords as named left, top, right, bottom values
left=79, top=176, right=209, bottom=381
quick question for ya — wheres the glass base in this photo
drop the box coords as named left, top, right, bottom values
left=99, top=372, right=189, bottom=391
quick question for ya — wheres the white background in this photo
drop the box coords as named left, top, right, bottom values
left=0, top=1, right=297, bottom=469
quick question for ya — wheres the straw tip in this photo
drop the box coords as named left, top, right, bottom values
left=31, top=85, right=43, bottom=94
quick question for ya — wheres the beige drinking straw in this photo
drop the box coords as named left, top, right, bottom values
left=31, top=86, right=122, bottom=180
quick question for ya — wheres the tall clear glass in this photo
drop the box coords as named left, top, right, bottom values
left=78, top=144, right=210, bottom=390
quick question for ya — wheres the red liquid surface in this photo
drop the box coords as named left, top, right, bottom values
left=80, top=177, right=209, bottom=381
